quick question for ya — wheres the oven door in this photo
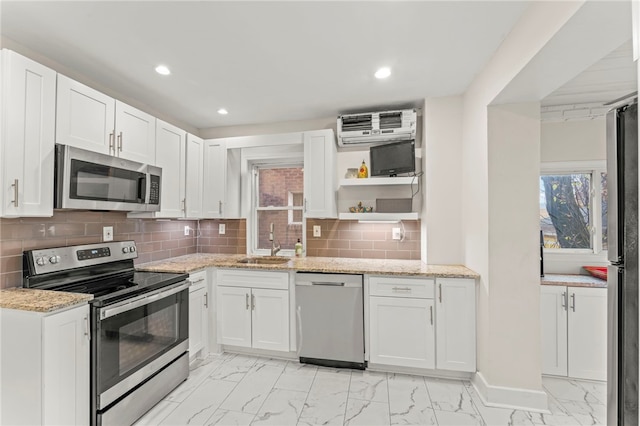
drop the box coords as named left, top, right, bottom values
left=94, top=281, right=189, bottom=410
left=55, top=144, right=157, bottom=212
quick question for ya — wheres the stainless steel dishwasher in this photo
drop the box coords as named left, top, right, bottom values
left=295, top=272, right=365, bottom=369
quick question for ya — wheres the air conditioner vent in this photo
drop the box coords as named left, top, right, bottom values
left=337, top=109, right=416, bottom=146
left=379, top=112, right=403, bottom=129
left=340, top=114, right=373, bottom=131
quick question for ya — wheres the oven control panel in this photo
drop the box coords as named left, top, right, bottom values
left=26, top=241, right=138, bottom=275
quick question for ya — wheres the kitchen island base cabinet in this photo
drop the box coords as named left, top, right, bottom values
left=216, top=269, right=289, bottom=352
left=435, top=278, right=476, bottom=372
left=541, top=285, right=607, bottom=381
left=369, top=296, right=435, bottom=369
left=1, top=304, right=90, bottom=425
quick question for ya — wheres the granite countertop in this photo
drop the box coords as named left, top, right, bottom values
left=136, top=253, right=480, bottom=279
left=0, top=288, right=93, bottom=313
left=541, top=274, right=607, bottom=288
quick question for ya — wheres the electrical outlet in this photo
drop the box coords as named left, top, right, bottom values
left=184, top=225, right=190, bottom=236
left=392, top=227, right=402, bottom=240
left=313, top=225, right=321, bottom=237
left=103, top=226, right=113, bottom=242
left=219, top=224, right=226, bottom=235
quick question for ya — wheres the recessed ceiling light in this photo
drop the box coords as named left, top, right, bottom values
left=375, top=67, right=391, bottom=79
left=155, top=65, right=171, bottom=75
left=217, top=108, right=228, bottom=115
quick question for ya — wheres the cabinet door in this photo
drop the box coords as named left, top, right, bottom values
left=42, top=305, right=90, bottom=425
left=251, top=288, right=289, bottom=352
left=189, top=284, right=206, bottom=357
left=435, top=278, right=476, bottom=372
left=114, top=100, right=155, bottom=164
left=568, top=287, right=607, bottom=381
left=202, top=140, right=227, bottom=218
left=303, top=129, right=337, bottom=218
left=2, top=50, right=56, bottom=217
left=369, top=296, right=435, bottom=369
left=185, top=134, right=203, bottom=218
left=56, top=74, right=115, bottom=155
left=155, top=120, right=186, bottom=217
left=540, top=285, right=568, bottom=376
left=216, top=286, right=251, bottom=348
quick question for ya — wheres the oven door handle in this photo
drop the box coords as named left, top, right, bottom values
left=100, top=281, right=190, bottom=320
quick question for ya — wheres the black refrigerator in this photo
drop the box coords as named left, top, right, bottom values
left=607, top=101, right=639, bottom=426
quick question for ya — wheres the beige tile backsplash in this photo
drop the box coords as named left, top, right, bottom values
left=0, top=213, right=420, bottom=289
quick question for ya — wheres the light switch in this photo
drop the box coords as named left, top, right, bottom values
left=313, top=225, right=321, bottom=237
left=392, top=227, right=402, bottom=240
left=219, top=224, right=226, bottom=235
left=184, top=226, right=190, bottom=236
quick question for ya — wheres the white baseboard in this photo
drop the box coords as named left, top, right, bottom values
left=472, top=371, right=549, bottom=413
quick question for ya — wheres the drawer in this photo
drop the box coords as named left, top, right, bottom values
left=368, top=275, right=434, bottom=298
left=217, top=269, right=289, bottom=290
left=188, top=270, right=207, bottom=291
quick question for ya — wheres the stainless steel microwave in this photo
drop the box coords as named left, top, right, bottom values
left=55, top=144, right=161, bottom=212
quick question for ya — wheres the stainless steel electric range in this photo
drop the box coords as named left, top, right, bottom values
left=23, top=241, right=190, bottom=426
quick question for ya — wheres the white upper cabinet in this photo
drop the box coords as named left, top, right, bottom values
left=56, top=74, right=114, bottom=155
left=185, top=134, right=203, bottom=218
left=303, top=129, right=337, bottom=218
left=202, top=140, right=227, bottom=218
left=114, top=100, right=156, bottom=164
left=56, top=74, right=155, bottom=164
left=1, top=49, right=56, bottom=217
left=150, top=120, right=187, bottom=218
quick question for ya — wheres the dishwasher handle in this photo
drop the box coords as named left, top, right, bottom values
left=312, top=281, right=345, bottom=286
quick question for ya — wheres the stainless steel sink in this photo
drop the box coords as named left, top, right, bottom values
left=237, top=256, right=291, bottom=265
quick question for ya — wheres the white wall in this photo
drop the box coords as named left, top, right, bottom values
left=541, top=118, right=606, bottom=163
left=462, top=0, right=585, bottom=410
left=200, top=116, right=336, bottom=139
left=423, top=96, right=464, bottom=264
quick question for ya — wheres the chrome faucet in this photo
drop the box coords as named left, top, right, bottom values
left=269, top=223, right=281, bottom=256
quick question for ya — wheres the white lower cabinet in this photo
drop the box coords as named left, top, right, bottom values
left=435, top=278, right=476, bottom=372
left=216, top=269, right=289, bottom=352
left=541, top=285, right=607, bottom=380
left=188, top=270, right=209, bottom=359
left=368, top=275, right=435, bottom=369
left=1, top=303, right=90, bottom=425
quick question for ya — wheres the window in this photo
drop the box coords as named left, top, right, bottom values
left=253, top=165, right=304, bottom=253
left=539, top=162, right=607, bottom=253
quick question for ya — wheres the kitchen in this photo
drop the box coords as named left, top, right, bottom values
left=0, top=1, right=637, bottom=426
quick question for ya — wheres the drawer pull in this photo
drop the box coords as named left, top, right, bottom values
left=246, top=293, right=249, bottom=310
left=439, top=283, right=442, bottom=303
left=392, top=286, right=412, bottom=292
left=430, top=306, right=433, bottom=325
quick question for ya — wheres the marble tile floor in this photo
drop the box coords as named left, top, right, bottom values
left=133, top=353, right=607, bottom=426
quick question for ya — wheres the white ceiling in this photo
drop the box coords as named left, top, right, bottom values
left=1, top=1, right=531, bottom=130
left=1, top=1, right=636, bottom=131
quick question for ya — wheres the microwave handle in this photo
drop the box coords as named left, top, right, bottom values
left=138, top=175, right=146, bottom=202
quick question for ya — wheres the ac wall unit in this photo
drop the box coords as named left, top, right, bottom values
left=337, top=109, right=417, bottom=146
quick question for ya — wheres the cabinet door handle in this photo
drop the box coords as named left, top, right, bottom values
left=392, top=286, right=411, bottom=293
left=304, top=198, right=308, bottom=213
left=117, top=131, right=123, bottom=152
left=430, top=305, right=433, bottom=325
left=219, top=200, right=223, bottom=215
left=251, top=293, right=255, bottom=311
left=109, top=132, right=115, bottom=154
left=438, top=283, right=442, bottom=303
left=246, top=293, right=249, bottom=310
left=561, top=291, right=567, bottom=310
left=84, top=315, right=90, bottom=340
left=182, top=198, right=186, bottom=212
left=571, top=293, right=576, bottom=312
left=204, top=293, right=208, bottom=308
left=11, top=179, right=18, bottom=207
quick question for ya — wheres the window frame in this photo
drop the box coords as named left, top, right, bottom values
left=250, top=161, right=304, bottom=256
left=540, top=160, right=607, bottom=255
